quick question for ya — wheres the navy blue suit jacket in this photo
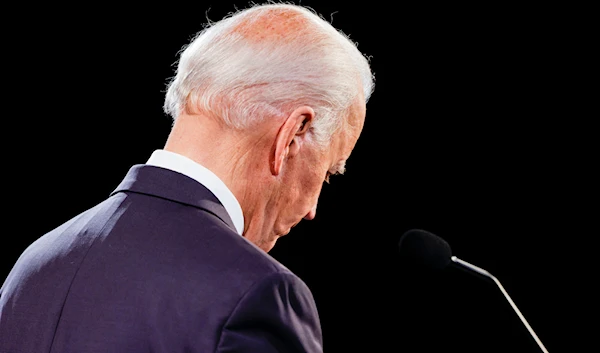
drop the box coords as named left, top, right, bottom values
left=0, top=165, right=323, bottom=352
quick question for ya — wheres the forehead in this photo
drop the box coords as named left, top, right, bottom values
left=329, top=98, right=367, bottom=166
left=345, top=96, right=367, bottom=146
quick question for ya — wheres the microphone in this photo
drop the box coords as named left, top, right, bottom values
left=398, top=229, right=550, bottom=353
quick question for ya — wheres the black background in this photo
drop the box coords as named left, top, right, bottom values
left=3, top=1, right=595, bottom=352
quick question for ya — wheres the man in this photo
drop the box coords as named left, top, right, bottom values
left=0, top=2, right=374, bottom=352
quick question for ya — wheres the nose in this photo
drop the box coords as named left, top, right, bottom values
left=303, top=204, right=317, bottom=220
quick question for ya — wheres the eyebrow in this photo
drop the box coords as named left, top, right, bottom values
left=332, top=160, right=347, bottom=175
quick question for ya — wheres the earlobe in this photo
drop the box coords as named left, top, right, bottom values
left=271, top=106, right=315, bottom=176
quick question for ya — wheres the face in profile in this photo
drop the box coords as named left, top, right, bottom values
left=260, top=98, right=367, bottom=252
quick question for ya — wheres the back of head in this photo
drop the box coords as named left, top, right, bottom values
left=163, top=2, right=375, bottom=147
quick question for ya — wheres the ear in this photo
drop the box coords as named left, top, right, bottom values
left=271, top=106, right=315, bottom=175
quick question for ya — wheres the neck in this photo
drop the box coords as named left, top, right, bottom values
left=164, top=112, right=277, bottom=234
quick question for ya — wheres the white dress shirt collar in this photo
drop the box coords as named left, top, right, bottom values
left=145, top=149, right=244, bottom=236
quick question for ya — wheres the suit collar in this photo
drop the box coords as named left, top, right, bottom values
left=110, top=164, right=237, bottom=234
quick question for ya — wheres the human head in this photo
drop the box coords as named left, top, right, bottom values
left=163, top=2, right=374, bottom=148
left=162, top=2, right=374, bottom=251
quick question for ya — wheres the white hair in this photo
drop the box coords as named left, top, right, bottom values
left=163, top=2, right=375, bottom=148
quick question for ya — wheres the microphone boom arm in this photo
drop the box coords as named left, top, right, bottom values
left=451, top=256, right=549, bottom=353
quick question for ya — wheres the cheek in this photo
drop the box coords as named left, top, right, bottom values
left=282, top=158, right=327, bottom=213
left=300, top=170, right=325, bottom=202
left=283, top=170, right=323, bottom=209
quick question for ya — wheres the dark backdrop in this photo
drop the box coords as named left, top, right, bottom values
left=4, top=1, right=594, bottom=352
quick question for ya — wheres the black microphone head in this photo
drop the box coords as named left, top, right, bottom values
left=398, top=229, right=452, bottom=271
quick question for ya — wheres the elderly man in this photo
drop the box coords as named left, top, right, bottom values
left=0, top=3, right=375, bottom=352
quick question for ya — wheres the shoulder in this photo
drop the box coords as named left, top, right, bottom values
left=217, top=233, right=303, bottom=291
left=217, top=264, right=322, bottom=352
left=243, top=269, right=315, bottom=307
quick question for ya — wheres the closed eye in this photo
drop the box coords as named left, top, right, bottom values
left=325, top=161, right=346, bottom=184
left=324, top=171, right=339, bottom=184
